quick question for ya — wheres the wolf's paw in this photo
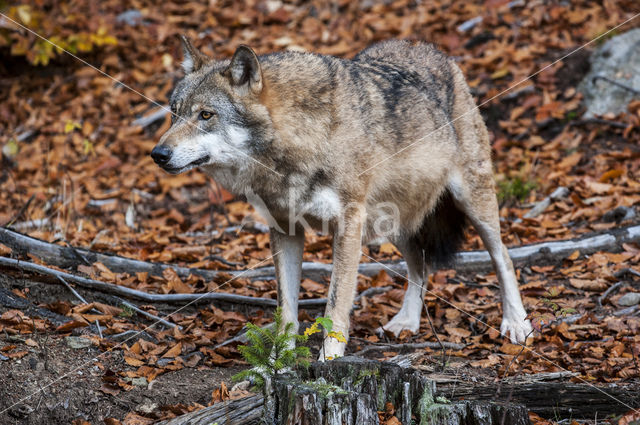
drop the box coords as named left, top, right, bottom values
left=500, top=314, right=533, bottom=344
left=376, top=310, right=420, bottom=337
left=318, top=337, right=346, bottom=361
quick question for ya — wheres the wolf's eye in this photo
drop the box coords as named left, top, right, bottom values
left=199, top=110, right=214, bottom=120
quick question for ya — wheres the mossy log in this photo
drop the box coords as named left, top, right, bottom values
left=159, top=357, right=529, bottom=425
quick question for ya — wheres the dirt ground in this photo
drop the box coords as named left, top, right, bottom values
left=0, top=272, right=242, bottom=425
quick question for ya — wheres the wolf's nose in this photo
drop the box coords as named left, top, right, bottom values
left=151, top=145, right=172, bottom=165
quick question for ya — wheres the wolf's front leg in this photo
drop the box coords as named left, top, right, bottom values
left=319, top=208, right=365, bottom=361
left=271, top=229, right=305, bottom=336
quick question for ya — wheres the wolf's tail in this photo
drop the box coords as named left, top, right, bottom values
left=408, top=189, right=467, bottom=267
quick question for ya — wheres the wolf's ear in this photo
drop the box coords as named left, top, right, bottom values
left=224, top=45, right=262, bottom=94
left=180, top=35, right=208, bottom=74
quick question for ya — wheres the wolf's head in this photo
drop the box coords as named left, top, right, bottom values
left=151, top=37, right=271, bottom=174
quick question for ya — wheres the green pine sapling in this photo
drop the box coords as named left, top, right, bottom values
left=232, top=307, right=311, bottom=390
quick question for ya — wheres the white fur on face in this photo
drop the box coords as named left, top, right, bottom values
left=166, top=126, right=249, bottom=172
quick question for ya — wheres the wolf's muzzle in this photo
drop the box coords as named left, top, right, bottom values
left=151, top=145, right=172, bottom=165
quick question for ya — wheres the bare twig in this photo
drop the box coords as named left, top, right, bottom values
left=597, top=281, right=624, bottom=309
left=56, top=275, right=103, bottom=337
left=592, top=75, right=640, bottom=96
left=4, top=194, right=35, bottom=227
left=7, top=219, right=50, bottom=232
left=56, top=275, right=88, bottom=304
left=117, top=298, right=181, bottom=330
left=614, top=305, right=639, bottom=317
left=572, top=118, right=629, bottom=129
left=354, top=285, right=392, bottom=303
left=131, top=106, right=169, bottom=128
left=423, top=298, right=447, bottom=371
left=614, top=268, right=640, bottom=279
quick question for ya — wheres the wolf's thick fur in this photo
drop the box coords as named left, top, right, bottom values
left=152, top=38, right=532, bottom=359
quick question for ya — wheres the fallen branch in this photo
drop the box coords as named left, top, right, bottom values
left=522, top=186, right=569, bottom=219
left=0, top=256, right=324, bottom=308
left=597, top=281, right=624, bottom=309
left=2, top=224, right=640, bottom=295
left=3, top=225, right=640, bottom=285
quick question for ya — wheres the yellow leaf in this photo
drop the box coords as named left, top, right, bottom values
left=16, top=5, right=31, bottom=25
left=64, top=120, right=81, bottom=134
left=83, top=139, right=94, bottom=156
left=304, top=322, right=320, bottom=337
left=327, top=331, right=347, bottom=343
left=491, top=68, right=510, bottom=79
left=2, top=139, right=18, bottom=158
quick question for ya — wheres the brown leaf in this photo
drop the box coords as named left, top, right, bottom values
left=569, top=279, right=608, bottom=292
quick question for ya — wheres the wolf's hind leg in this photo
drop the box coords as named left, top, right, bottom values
left=450, top=176, right=532, bottom=344
left=378, top=239, right=428, bottom=337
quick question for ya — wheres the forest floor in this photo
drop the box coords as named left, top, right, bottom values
left=1, top=1, right=640, bottom=424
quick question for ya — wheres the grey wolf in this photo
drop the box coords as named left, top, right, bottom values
left=151, top=37, right=532, bottom=359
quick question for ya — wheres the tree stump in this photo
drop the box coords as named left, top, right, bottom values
left=170, top=357, right=517, bottom=425
left=271, top=356, right=529, bottom=425
left=159, top=357, right=529, bottom=424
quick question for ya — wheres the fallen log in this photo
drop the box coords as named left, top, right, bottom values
left=2, top=225, right=639, bottom=283
left=435, top=379, right=640, bottom=419
left=158, top=357, right=530, bottom=425
left=0, top=285, right=71, bottom=328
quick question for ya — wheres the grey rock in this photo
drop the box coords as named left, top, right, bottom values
left=116, top=10, right=143, bottom=26
left=64, top=336, right=92, bottom=349
left=603, top=206, right=636, bottom=223
left=579, top=29, right=640, bottom=118
left=618, top=292, right=640, bottom=307
left=125, top=377, right=149, bottom=387
left=136, top=401, right=158, bottom=414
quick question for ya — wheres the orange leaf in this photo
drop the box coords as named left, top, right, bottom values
left=599, top=169, right=623, bottom=182
left=566, top=250, right=580, bottom=261
left=162, top=342, right=182, bottom=358
left=124, top=356, right=144, bottom=367
left=56, top=320, right=89, bottom=332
